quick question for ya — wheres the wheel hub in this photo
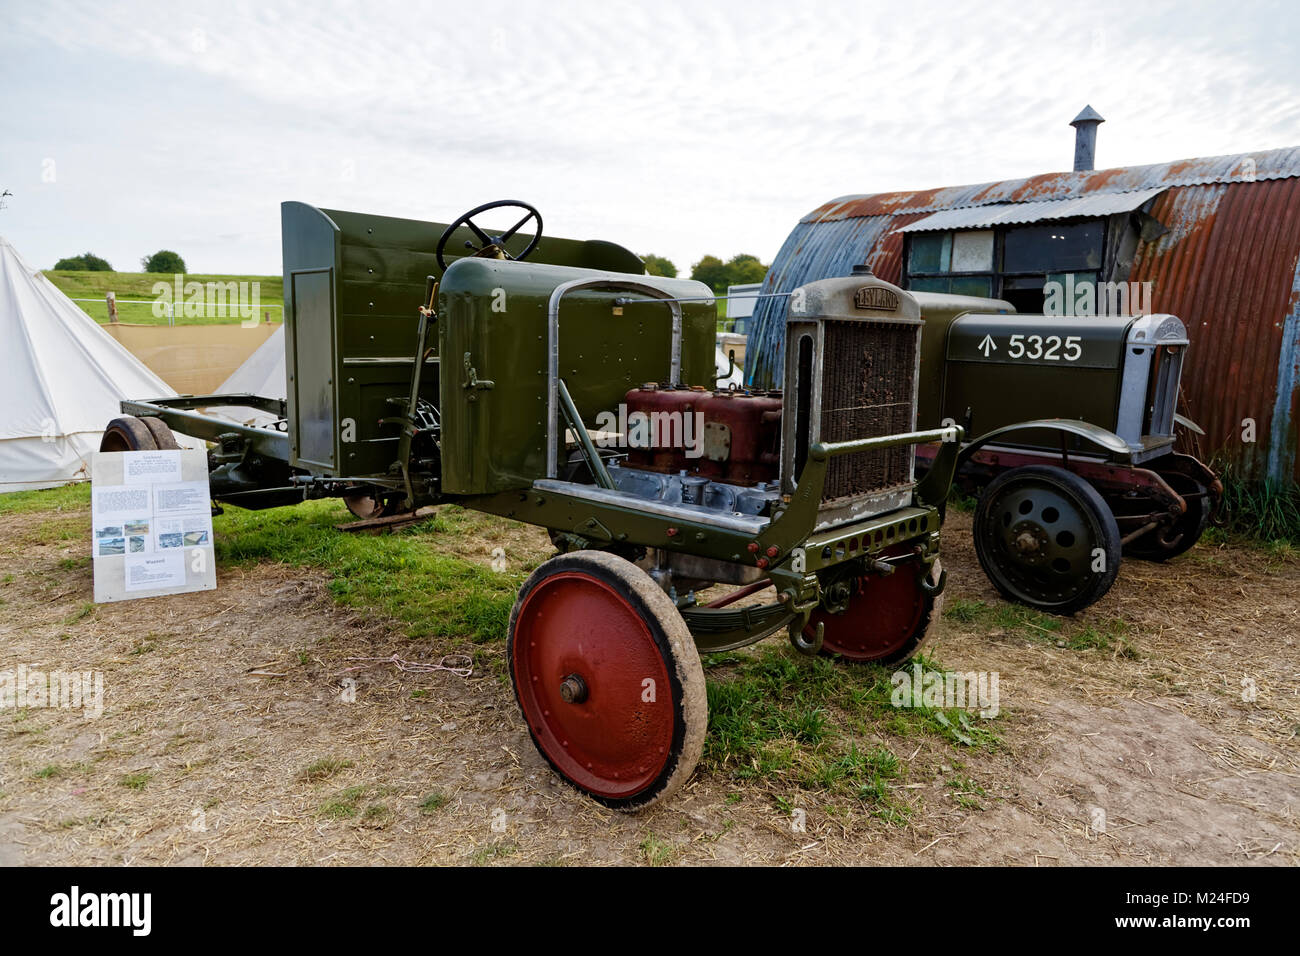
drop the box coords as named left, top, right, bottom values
left=558, top=673, right=588, bottom=704
left=1011, top=522, right=1050, bottom=563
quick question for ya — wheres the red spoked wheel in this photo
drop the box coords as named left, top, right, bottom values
left=508, top=550, right=706, bottom=811
left=804, top=559, right=944, bottom=666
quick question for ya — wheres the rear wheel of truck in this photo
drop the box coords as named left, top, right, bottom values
left=806, top=558, right=944, bottom=666
left=140, top=417, right=180, bottom=449
left=507, top=550, right=706, bottom=812
left=99, top=415, right=160, bottom=452
left=973, top=465, right=1121, bottom=615
left=1123, top=475, right=1210, bottom=562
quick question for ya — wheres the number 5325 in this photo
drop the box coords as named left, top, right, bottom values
left=1007, top=334, right=1082, bottom=361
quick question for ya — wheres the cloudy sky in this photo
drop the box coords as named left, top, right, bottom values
left=2, top=0, right=1297, bottom=276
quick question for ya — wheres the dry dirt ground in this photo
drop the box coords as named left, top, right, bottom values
left=0, top=499, right=1296, bottom=867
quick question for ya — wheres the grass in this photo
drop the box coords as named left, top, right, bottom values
left=214, top=500, right=523, bottom=643
left=0, top=483, right=91, bottom=517
left=639, top=833, right=677, bottom=866
left=301, top=758, right=354, bottom=782
left=470, top=841, right=517, bottom=864
left=42, top=270, right=283, bottom=327
left=119, top=772, right=152, bottom=791
left=4, top=477, right=1005, bottom=811
left=318, top=785, right=368, bottom=819
left=1213, top=467, right=1300, bottom=544
left=419, top=792, right=449, bottom=814
left=943, top=597, right=1138, bottom=657
left=701, top=646, right=999, bottom=819
left=62, top=602, right=95, bottom=625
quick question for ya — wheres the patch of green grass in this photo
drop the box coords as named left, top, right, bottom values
left=119, top=772, right=152, bottom=790
left=1214, top=467, right=1300, bottom=544
left=301, top=758, right=354, bottom=782
left=362, top=803, right=392, bottom=824
left=418, top=792, right=449, bottom=814
left=946, top=488, right=978, bottom=513
left=57, top=556, right=91, bottom=571
left=470, top=841, right=517, bottom=865
left=42, top=270, right=284, bottom=327
left=639, top=833, right=677, bottom=867
left=946, top=597, right=1139, bottom=657
left=701, top=646, right=997, bottom=817
left=62, top=602, right=95, bottom=625
left=33, top=765, right=62, bottom=779
left=318, top=785, right=369, bottom=819
left=0, top=483, right=91, bottom=517
left=215, top=501, right=521, bottom=642
left=945, top=597, right=1060, bottom=638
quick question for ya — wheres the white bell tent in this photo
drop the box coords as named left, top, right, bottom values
left=205, top=324, right=286, bottom=427
left=0, top=236, right=184, bottom=492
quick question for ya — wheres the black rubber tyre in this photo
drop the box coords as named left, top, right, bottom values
left=140, top=417, right=181, bottom=450
left=1123, top=476, right=1210, bottom=562
left=507, top=550, right=706, bottom=812
left=973, top=465, right=1121, bottom=615
left=99, top=415, right=159, bottom=452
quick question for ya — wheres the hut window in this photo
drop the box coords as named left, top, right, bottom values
left=1002, top=221, right=1104, bottom=274
left=906, top=229, right=995, bottom=297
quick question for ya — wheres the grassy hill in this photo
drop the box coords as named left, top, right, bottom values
left=43, top=270, right=283, bottom=325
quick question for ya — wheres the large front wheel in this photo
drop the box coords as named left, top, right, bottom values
left=973, top=465, right=1120, bottom=614
left=507, top=550, right=707, bottom=812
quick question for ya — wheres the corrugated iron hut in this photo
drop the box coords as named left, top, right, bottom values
left=747, top=110, right=1300, bottom=483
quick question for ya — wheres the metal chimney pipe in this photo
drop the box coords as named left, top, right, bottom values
left=1070, top=105, right=1105, bottom=171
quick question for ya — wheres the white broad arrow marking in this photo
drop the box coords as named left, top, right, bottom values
left=978, top=334, right=997, bottom=357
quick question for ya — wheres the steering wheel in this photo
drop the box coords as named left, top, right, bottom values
left=435, top=200, right=543, bottom=272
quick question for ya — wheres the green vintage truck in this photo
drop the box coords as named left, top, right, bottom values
left=905, top=290, right=1221, bottom=614
left=100, top=200, right=963, bottom=810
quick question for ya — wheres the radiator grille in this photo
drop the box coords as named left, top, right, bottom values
left=820, top=320, right=917, bottom=501
left=1143, top=345, right=1182, bottom=438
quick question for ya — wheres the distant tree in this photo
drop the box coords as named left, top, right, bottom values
left=690, top=253, right=769, bottom=293
left=141, top=249, right=187, bottom=273
left=641, top=253, right=677, bottom=278
left=690, top=254, right=729, bottom=293
left=726, top=253, right=768, bottom=286
left=53, top=251, right=112, bottom=271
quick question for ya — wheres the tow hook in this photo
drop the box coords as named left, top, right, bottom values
left=918, top=562, right=947, bottom=596
left=789, top=619, right=824, bottom=656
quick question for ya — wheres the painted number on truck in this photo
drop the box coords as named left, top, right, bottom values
left=1005, top=334, right=1083, bottom=362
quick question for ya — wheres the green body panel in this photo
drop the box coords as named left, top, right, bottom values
left=280, top=201, right=646, bottom=479
left=944, top=313, right=1133, bottom=449
left=911, top=292, right=1136, bottom=455
left=912, top=292, right=1013, bottom=429
left=437, top=258, right=716, bottom=494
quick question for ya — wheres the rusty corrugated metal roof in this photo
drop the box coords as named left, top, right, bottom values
left=898, top=187, right=1169, bottom=232
left=805, top=146, right=1300, bottom=222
